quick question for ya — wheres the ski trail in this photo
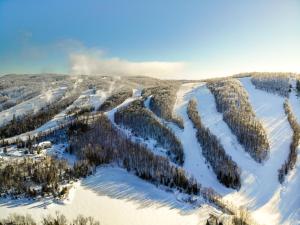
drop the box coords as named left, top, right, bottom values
left=171, top=83, right=230, bottom=195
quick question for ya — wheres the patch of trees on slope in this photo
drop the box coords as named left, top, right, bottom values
left=97, top=89, right=133, bottom=112
left=207, top=79, right=269, bottom=163
left=0, top=213, right=100, bottom=225
left=187, top=99, right=241, bottom=189
left=114, top=99, right=184, bottom=165
left=0, top=156, right=77, bottom=197
left=0, top=93, right=80, bottom=139
left=251, top=73, right=292, bottom=97
left=278, top=100, right=300, bottom=183
left=68, top=114, right=197, bottom=194
left=142, top=85, right=184, bottom=129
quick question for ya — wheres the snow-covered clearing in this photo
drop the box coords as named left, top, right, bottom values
left=0, top=166, right=214, bottom=225
left=0, top=87, right=67, bottom=127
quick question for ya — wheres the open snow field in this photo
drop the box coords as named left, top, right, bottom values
left=0, top=166, right=214, bottom=225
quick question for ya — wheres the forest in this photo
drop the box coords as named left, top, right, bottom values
left=68, top=114, right=198, bottom=195
left=142, top=85, right=184, bottom=128
left=187, top=99, right=241, bottom=189
left=278, top=100, right=300, bottom=183
left=0, top=213, right=100, bottom=225
left=97, top=89, right=132, bottom=111
left=114, top=99, right=184, bottom=164
left=251, top=73, right=291, bottom=97
left=207, top=79, right=269, bottom=163
left=0, top=156, right=74, bottom=197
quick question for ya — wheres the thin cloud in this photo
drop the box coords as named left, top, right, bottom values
left=69, top=52, right=187, bottom=78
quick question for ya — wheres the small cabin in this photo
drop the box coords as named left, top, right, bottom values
left=33, top=141, right=52, bottom=152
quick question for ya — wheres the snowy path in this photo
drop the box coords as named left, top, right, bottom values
left=170, top=83, right=230, bottom=195
left=0, top=167, right=209, bottom=225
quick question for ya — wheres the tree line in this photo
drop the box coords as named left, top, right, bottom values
left=97, top=89, right=132, bottom=112
left=114, top=99, right=184, bottom=165
left=0, top=156, right=75, bottom=198
left=278, top=100, right=300, bottom=183
left=187, top=99, right=241, bottom=189
left=207, top=79, right=270, bottom=163
left=0, top=212, right=100, bottom=225
left=142, top=85, right=184, bottom=129
left=251, top=73, right=291, bottom=97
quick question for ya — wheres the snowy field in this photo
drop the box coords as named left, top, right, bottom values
left=0, top=166, right=215, bottom=225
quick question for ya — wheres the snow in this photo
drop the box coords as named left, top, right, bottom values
left=171, top=78, right=297, bottom=225
left=106, top=88, right=141, bottom=122
left=0, top=87, right=67, bottom=127
left=0, top=166, right=214, bottom=225
left=1, top=78, right=299, bottom=224
left=169, top=83, right=230, bottom=195
left=280, top=80, right=300, bottom=225
left=228, top=77, right=293, bottom=225
left=3, top=88, right=107, bottom=144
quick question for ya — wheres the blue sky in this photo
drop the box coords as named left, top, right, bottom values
left=0, top=0, right=299, bottom=78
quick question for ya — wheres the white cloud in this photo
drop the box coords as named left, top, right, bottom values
left=69, top=52, right=187, bottom=79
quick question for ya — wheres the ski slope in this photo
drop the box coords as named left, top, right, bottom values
left=171, top=78, right=297, bottom=225
left=0, top=166, right=212, bottom=225
left=231, top=77, right=293, bottom=225
left=1, top=76, right=299, bottom=225
left=3, top=88, right=107, bottom=144
left=0, top=87, right=67, bottom=127
left=170, top=83, right=230, bottom=195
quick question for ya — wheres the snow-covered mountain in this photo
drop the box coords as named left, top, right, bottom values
left=0, top=73, right=299, bottom=225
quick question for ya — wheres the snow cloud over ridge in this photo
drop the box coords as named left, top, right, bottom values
left=69, top=52, right=186, bottom=78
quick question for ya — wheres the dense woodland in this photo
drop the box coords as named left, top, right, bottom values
left=207, top=79, right=269, bottom=163
left=187, top=99, right=241, bottom=189
left=97, top=89, right=132, bottom=112
left=114, top=99, right=184, bottom=164
left=0, top=93, right=80, bottom=138
left=0, top=156, right=74, bottom=197
left=68, top=114, right=198, bottom=194
left=278, top=100, right=300, bottom=183
left=251, top=73, right=291, bottom=97
left=0, top=213, right=100, bottom=225
left=142, top=85, right=184, bottom=128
